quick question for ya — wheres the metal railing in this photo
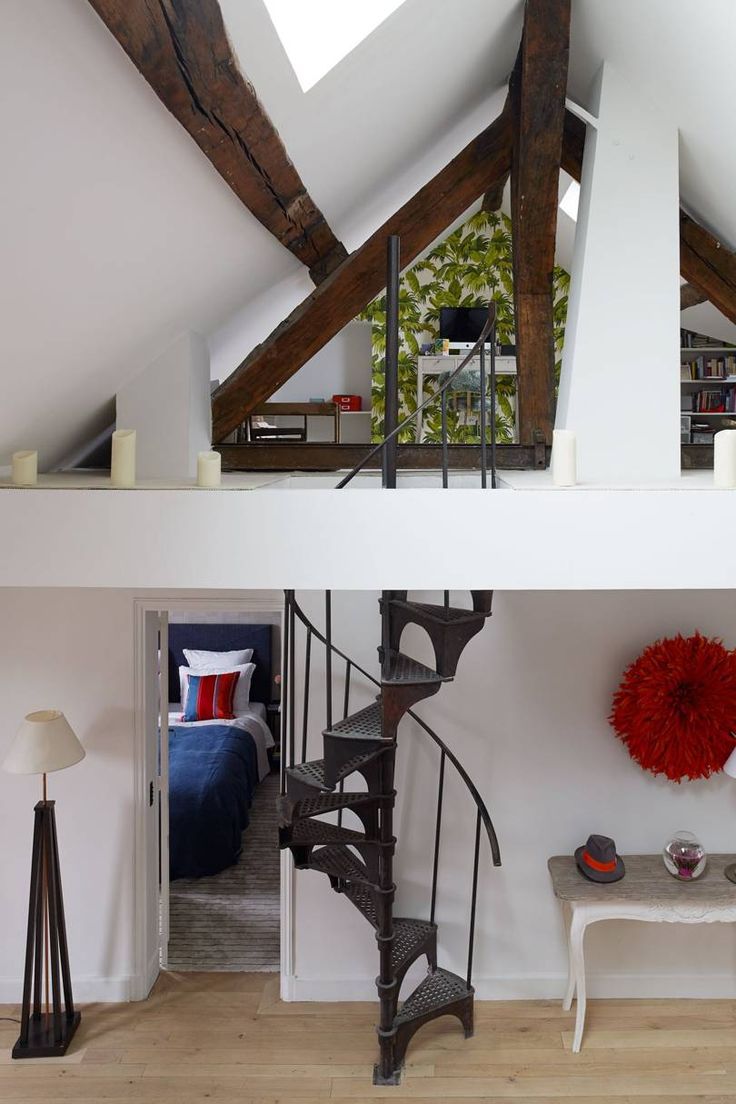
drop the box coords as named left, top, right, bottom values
left=281, top=589, right=501, bottom=990
left=337, top=235, right=499, bottom=490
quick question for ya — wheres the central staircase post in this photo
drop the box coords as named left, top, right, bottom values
left=375, top=740, right=397, bottom=1083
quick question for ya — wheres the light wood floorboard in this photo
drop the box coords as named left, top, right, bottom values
left=2, top=972, right=736, bottom=1101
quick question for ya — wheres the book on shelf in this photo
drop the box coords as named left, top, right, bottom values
left=680, top=353, right=736, bottom=379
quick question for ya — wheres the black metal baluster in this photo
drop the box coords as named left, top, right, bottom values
left=429, top=750, right=446, bottom=926
left=301, top=629, right=312, bottom=764
left=479, top=342, right=488, bottom=489
left=280, top=592, right=290, bottom=790
left=383, top=236, right=400, bottom=489
left=343, top=660, right=352, bottom=720
left=443, top=590, right=450, bottom=614
left=325, top=591, right=333, bottom=730
left=466, top=810, right=482, bottom=987
left=289, top=593, right=296, bottom=770
left=441, top=385, right=449, bottom=488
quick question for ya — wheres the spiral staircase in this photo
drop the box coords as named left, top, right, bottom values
left=278, top=590, right=500, bottom=1084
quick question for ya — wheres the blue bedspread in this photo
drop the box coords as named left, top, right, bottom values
left=169, top=724, right=259, bottom=880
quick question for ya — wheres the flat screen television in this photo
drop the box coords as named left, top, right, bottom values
left=439, top=306, right=489, bottom=343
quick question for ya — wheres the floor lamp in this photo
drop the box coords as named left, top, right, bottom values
left=3, top=710, right=85, bottom=1058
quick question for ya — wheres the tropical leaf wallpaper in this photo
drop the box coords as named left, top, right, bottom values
left=359, top=209, right=570, bottom=443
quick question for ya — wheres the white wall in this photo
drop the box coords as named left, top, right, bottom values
left=557, top=64, right=681, bottom=482
left=2, top=587, right=736, bottom=1005
left=289, top=589, right=736, bottom=1000
left=116, top=332, right=211, bottom=480
left=271, top=322, right=372, bottom=409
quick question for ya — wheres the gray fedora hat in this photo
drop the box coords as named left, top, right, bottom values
left=575, top=834, right=625, bottom=883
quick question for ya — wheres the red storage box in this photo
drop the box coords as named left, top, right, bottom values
left=332, top=394, right=362, bottom=411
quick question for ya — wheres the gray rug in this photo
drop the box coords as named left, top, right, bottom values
left=167, top=772, right=280, bottom=972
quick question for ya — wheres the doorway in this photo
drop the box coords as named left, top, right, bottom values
left=134, top=595, right=291, bottom=999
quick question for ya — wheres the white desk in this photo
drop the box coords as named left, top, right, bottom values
left=548, top=854, right=736, bottom=1053
left=416, top=354, right=517, bottom=442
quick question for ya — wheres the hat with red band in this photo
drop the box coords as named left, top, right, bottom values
left=574, top=834, right=625, bottom=883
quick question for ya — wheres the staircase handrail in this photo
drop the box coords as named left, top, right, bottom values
left=335, top=302, right=497, bottom=489
left=289, top=593, right=501, bottom=866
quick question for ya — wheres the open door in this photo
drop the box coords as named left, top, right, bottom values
left=158, top=612, right=170, bottom=969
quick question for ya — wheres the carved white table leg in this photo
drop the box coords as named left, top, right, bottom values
left=569, top=909, right=588, bottom=1053
left=562, top=900, right=576, bottom=1011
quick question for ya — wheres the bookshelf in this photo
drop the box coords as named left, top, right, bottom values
left=680, top=346, right=736, bottom=445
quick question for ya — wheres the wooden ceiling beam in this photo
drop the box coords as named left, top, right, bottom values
left=680, top=282, right=708, bottom=311
left=87, top=0, right=346, bottom=284
left=211, top=102, right=513, bottom=442
left=510, top=0, right=571, bottom=446
left=680, top=213, right=736, bottom=326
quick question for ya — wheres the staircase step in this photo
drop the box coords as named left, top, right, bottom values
left=309, top=845, right=375, bottom=887
left=394, top=968, right=472, bottom=1029
left=342, top=881, right=379, bottom=927
left=392, top=918, right=436, bottom=978
left=382, top=652, right=444, bottom=689
left=288, top=819, right=368, bottom=848
left=326, top=701, right=385, bottom=742
left=287, top=749, right=384, bottom=799
left=390, top=600, right=486, bottom=627
left=277, top=790, right=382, bottom=827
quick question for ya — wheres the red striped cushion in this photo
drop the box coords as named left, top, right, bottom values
left=182, top=671, right=239, bottom=722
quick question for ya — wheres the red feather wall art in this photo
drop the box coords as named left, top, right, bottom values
left=610, top=633, right=736, bottom=782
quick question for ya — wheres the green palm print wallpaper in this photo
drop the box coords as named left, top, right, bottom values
left=359, top=209, right=570, bottom=443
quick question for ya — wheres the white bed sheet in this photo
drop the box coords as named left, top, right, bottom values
left=168, top=705, right=274, bottom=782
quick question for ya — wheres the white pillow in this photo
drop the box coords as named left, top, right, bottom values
left=183, top=647, right=253, bottom=668
left=179, top=662, right=256, bottom=717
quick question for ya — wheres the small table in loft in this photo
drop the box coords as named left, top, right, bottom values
left=548, top=853, right=736, bottom=1053
left=244, top=402, right=341, bottom=443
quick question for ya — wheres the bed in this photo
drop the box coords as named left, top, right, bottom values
left=167, top=623, right=277, bottom=880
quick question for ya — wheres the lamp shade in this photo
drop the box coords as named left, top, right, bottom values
left=724, top=743, right=736, bottom=779
left=2, top=710, right=85, bottom=775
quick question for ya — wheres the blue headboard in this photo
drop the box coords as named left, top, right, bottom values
left=168, top=623, right=273, bottom=707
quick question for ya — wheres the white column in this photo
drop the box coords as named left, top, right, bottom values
left=116, top=331, right=212, bottom=480
left=556, top=63, right=681, bottom=483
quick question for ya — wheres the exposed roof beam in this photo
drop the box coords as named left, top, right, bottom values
left=87, top=0, right=346, bottom=284
left=680, top=213, right=736, bottom=326
left=680, top=282, right=708, bottom=311
left=510, top=0, right=571, bottom=446
left=211, top=102, right=513, bottom=442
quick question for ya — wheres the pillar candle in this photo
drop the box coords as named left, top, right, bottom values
left=714, top=429, right=736, bottom=488
left=197, top=450, right=221, bottom=487
left=111, top=429, right=136, bottom=487
left=11, top=450, right=38, bottom=486
left=551, top=429, right=577, bottom=487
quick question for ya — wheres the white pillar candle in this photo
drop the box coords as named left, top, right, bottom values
left=551, top=429, right=577, bottom=487
left=111, top=429, right=136, bottom=487
left=197, top=450, right=221, bottom=487
left=11, top=450, right=38, bottom=486
left=714, top=429, right=736, bottom=488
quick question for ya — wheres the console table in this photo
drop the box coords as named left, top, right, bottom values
left=548, top=853, right=736, bottom=1053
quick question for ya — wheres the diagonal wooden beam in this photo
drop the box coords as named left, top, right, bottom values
left=211, top=102, right=513, bottom=442
left=680, top=282, right=708, bottom=311
left=680, top=213, right=736, bottom=325
left=88, top=0, right=346, bottom=284
left=510, top=0, right=571, bottom=446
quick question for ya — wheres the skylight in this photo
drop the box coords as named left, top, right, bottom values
left=263, top=0, right=405, bottom=92
left=559, top=180, right=580, bottom=222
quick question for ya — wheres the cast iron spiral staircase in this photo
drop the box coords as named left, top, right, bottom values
left=278, top=590, right=500, bottom=1084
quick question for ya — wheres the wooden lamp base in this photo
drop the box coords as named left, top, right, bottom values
left=12, top=1011, right=81, bottom=1059
left=12, top=800, right=80, bottom=1060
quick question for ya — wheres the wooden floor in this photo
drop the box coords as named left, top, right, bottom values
left=3, top=972, right=736, bottom=1100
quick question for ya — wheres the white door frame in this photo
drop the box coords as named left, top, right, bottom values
left=132, top=594, right=292, bottom=1001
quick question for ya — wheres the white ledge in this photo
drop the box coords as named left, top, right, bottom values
left=0, top=481, right=732, bottom=590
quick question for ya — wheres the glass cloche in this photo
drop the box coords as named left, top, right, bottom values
left=662, top=831, right=707, bottom=880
